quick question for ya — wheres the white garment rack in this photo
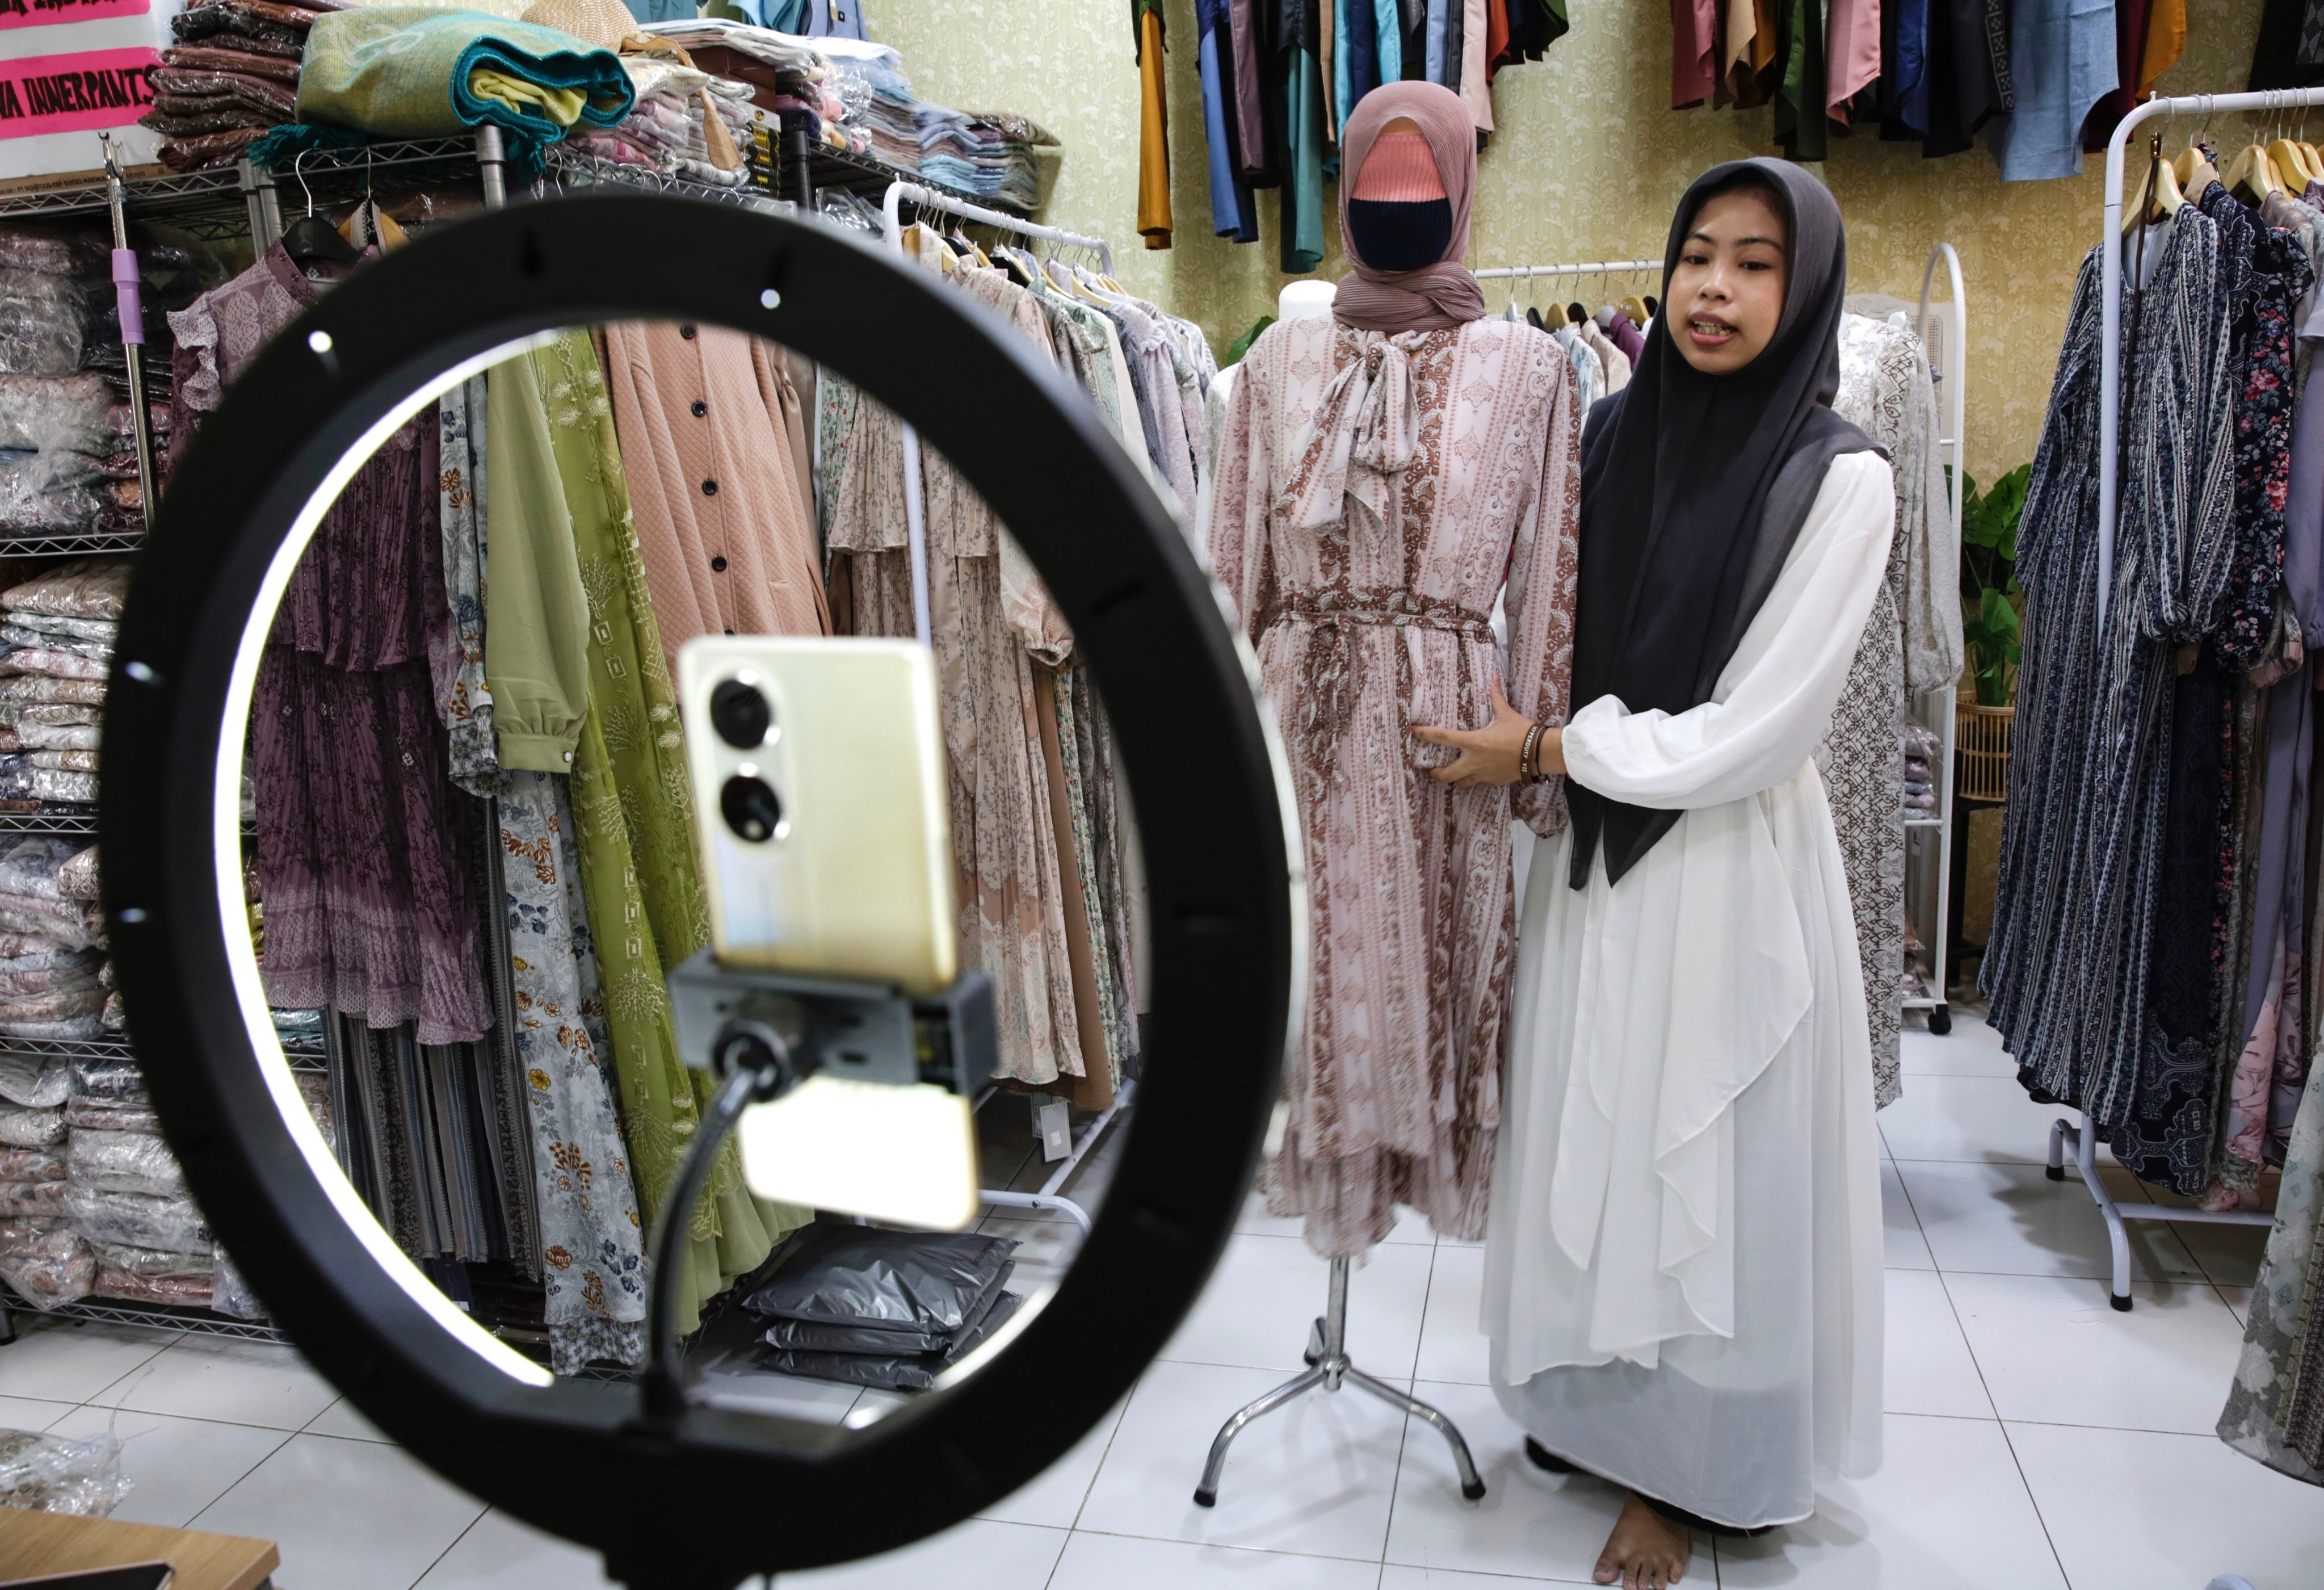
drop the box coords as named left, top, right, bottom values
left=873, top=181, right=1133, bottom=1236
left=1910, top=243, right=1966, bottom=1036
left=1473, top=259, right=1660, bottom=283
left=2050, top=91, right=2302, bottom=1307
left=879, top=181, right=1113, bottom=647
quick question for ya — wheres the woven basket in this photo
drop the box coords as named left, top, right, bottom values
left=1955, top=700, right=2014, bottom=803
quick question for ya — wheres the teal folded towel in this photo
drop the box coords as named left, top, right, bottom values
left=296, top=6, right=635, bottom=144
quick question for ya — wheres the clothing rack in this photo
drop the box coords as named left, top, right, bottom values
left=2045, top=91, right=2308, bottom=1307
left=1472, top=259, right=1660, bottom=282
left=869, top=181, right=1137, bottom=1237
left=878, top=180, right=1113, bottom=646
left=1910, top=242, right=1966, bottom=1036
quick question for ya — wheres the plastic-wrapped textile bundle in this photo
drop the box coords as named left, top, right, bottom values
left=0, top=1050, right=70, bottom=1109
left=91, top=1238, right=212, bottom=1307
left=0, top=272, right=98, bottom=379
left=64, top=1097, right=156, bottom=1134
left=0, top=1178, right=70, bottom=1219
left=3, top=558, right=132, bottom=622
left=0, top=371, right=110, bottom=459
left=64, top=1183, right=210, bottom=1255
left=0, top=1218, right=94, bottom=1310
left=0, top=1427, right=128, bottom=1515
left=68, top=1127, right=187, bottom=1198
left=0, top=1105, right=64, bottom=1148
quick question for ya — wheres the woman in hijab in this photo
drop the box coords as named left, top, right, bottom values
left=1204, top=82, right=1579, bottom=1262
left=1415, top=161, right=1891, bottom=1586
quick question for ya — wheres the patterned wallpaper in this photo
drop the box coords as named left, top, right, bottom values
left=875, top=0, right=2264, bottom=480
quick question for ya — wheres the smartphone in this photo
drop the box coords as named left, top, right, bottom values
left=676, top=636, right=957, bottom=994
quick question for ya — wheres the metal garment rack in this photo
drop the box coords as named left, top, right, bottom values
left=1909, top=242, right=1966, bottom=1036
left=2046, top=91, right=2312, bottom=1307
left=869, top=179, right=1138, bottom=1238
left=878, top=179, right=1113, bottom=647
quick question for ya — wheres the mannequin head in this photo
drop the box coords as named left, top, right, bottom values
left=1666, top=181, right=1789, bottom=376
left=1347, top=115, right=1453, bottom=271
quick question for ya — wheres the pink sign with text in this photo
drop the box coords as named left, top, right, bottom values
left=0, top=46, right=157, bottom=139
left=0, top=0, right=151, bottom=32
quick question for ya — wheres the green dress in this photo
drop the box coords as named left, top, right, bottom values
left=529, top=330, right=808, bottom=1328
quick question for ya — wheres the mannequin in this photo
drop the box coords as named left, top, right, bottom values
left=1204, top=83, right=1581, bottom=1258
left=1199, top=279, right=1336, bottom=562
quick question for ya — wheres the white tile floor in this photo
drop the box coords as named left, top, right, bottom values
left=5, top=1009, right=2323, bottom=1587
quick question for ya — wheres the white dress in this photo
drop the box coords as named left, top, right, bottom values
left=1484, top=450, right=1892, bottom=1530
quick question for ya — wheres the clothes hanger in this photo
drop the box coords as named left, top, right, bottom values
left=2222, top=127, right=2283, bottom=204
left=282, top=150, right=362, bottom=272
left=2124, top=131, right=2185, bottom=233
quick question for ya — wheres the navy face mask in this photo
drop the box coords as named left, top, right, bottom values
left=1345, top=198, right=1454, bottom=272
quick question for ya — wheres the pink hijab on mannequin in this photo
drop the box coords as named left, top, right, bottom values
left=1332, top=82, right=1487, bottom=333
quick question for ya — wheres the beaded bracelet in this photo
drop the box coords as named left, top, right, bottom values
left=1519, top=722, right=1544, bottom=783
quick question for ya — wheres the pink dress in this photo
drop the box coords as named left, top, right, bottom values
left=1209, top=313, right=1580, bottom=1257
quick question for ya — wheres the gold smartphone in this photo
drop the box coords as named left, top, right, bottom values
left=677, top=636, right=957, bottom=994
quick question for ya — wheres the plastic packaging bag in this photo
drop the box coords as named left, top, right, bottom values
left=65, top=1099, right=156, bottom=1134
left=0, top=838, right=77, bottom=901
left=761, top=1290, right=1024, bottom=1391
left=0, top=649, right=108, bottom=682
left=0, top=457, right=101, bottom=535
left=209, top=1247, right=264, bottom=1320
left=740, top=1224, right=1018, bottom=1335
left=0, top=1178, right=71, bottom=1218
left=0, top=987, right=105, bottom=1023
left=71, top=1054, right=145, bottom=1102
left=0, top=676, right=106, bottom=706
left=0, top=271, right=95, bottom=377
left=0, top=888, right=94, bottom=945
left=0, top=1016, right=102, bottom=1041
left=0, top=224, right=108, bottom=278
left=99, top=990, right=122, bottom=1034
left=23, top=724, right=100, bottom=753
left=0, top=1427, right=129, bottom=1515
left=68, top=1128, right=186, bottom=1198
left=0, top=1104, right=64, bottom=1148
left=1, top=559, right=131, bottom=622
left=0, top=1052, right=69, bottom=1108
left=0, top=763, right=100, bottom=807
left=0, top=374, right=111, bottom=459
left=7, top=615, right=115, bottom=648
left=763, top=1261, right=1016, bottom=1355
left=64, top=1184, right=209, bottom=1254
left=1902, top=718, right=1941, bottom=761
left=0, top=1149, right=64, bottom=1182
left=0, top=1224, right=95, bottom=1311
left=0, top=957, right=102, bottom=997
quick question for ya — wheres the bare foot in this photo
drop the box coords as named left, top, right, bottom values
left=1593, top=1492, right=1691, bottom=1589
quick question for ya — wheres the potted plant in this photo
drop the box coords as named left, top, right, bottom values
left=1955, top=464, right=2027, bottom=801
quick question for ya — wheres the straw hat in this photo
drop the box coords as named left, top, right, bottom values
left=522, top=0, right=638, bottom=50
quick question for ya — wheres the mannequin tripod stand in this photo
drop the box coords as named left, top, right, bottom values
left=1192, top=1256, right=1487, bottom=1507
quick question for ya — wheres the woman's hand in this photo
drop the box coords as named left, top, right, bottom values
left=1413, top=681, right=1558, bottom=787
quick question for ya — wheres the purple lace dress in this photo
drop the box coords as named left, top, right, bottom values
left=170, top=246, right=489, bottom=1043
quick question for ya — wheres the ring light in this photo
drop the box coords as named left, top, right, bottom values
left=99, top=195, right=1298, bottom=1589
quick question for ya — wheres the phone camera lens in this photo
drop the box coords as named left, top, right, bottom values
left=720, top=774, right=785, bottom=843
left=710, top=679, right=773, bottom=749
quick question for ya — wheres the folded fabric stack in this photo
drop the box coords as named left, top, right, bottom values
left=911, top=108, right=1056, bottom=211
left=1902, top=718, right=1939, bottom=813
left=0, top=561, right=122, bottom=810
left=296, top=6, right=634, bottom=145
left=141, top=0, right=337, bottom=173
left=634, top=20, right=849, bottom=156
left=568, top=58, right=759, bottom=185
left=741, top=1224, right=1022, bottom=1391
left=57, top=1053, right=212, bottom=1308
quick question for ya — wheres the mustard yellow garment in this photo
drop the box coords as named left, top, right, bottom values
left=467, top=66, right=589, bottom=127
